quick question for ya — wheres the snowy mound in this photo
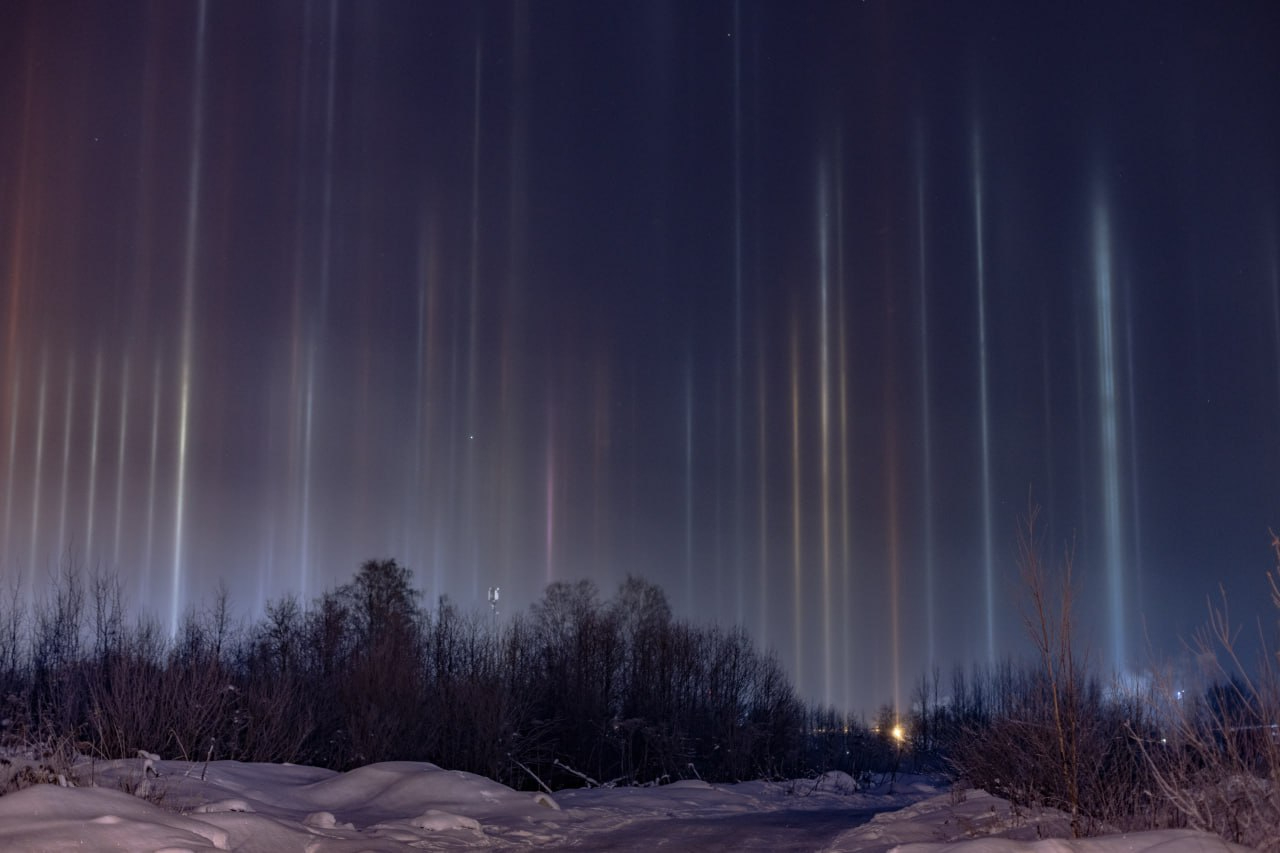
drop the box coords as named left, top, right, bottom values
left=294, top=761, right=539, bottom=822
left=826, top=788, right=1254, bottom=853
left=890, top=833, right=1250, bottom=853
left=0, top=784, right=231, bottom=851
left=0, top=759, right=1254, bottom=852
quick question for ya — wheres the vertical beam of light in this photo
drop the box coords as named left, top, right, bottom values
left=28, top=351, right=48, bottom=589
left=499, top=1, right=531, bottom=597
left=413, top=232, right=429, bottom=582
left=291, top=0, right=339, bottom=602
left=886, top=421, right=902, bottom=715
left=755, top=317, right=769, bottom=649
left=172, top=0, right=209, bottom=632
left=789, top=315, right=803, bottom=690
left=972, top=123, right=996, bottom=664
left=731, top=0, right=746, bottom=627
left=545, top=404, right=555, bottom=584
left=419, top=220, right=444, bottom=598
left=834, top=146, right=853, bottom=712
left=56, top=357, right=76, bottom=562
left=125, top=8, right=160, bottom=592
left=914, top=120, right=936, bottom=669
left=351, top=285, right=373, bottom=575
left=299, top=0, right=340, bottom=601
left=144, top=357, right=162, bottom=593
left=748, top=17, right=768, bottom=652
left=284, top=276, right=302, bottom=603
left=299, top=356, right=316, bottom=601
left=465, top=37, right=484, bottom=599
left=444, top=267, right=463, bottom=600
left=287, top=0, right=316, bottom=601
left=112, top=352, right=130, bottom=566
left=1124, top=281, right=1143, bottom=612
left=684, top=356, right=695, bottom=611
left=2, top=358, right=20, bottom=567
left=878, top=134, right=903, bottom=716
left=84, top=349, right=104, bottom=560
left=816, top=162, right=833, bottom=707
left=710, top=364, right=725, bottom=618
left=1092, top=187, right=1125, bottom=674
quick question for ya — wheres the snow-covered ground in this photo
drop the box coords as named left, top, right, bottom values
left=0, top=757, right=1252, bottom=852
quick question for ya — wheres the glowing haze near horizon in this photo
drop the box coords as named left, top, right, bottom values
left=3, top=1, right=1279, bottom=713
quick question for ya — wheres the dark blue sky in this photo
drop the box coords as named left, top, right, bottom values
left=3, top=0, right=1279, bottom=711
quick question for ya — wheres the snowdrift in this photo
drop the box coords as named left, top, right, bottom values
left=0, top=757, right=1254, bottom=852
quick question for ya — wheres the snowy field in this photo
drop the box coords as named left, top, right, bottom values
left=0, top=757, right=1252, bottom=852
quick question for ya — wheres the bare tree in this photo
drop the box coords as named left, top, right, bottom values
left=1138, top=532, right=1280, bottom=852
left=1018, top=504, right=1086, bottom=833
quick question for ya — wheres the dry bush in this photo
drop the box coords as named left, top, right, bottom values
left=1138, top=533, right=1280, bottom=852
left=942, top=507, right=1165, bottom=836
left=0, top=730, right=84, bottom=795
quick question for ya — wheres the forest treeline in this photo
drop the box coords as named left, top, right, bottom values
left=4, top=551, right=1279, bottom=850
left=0, top=560, right=902, bottom=789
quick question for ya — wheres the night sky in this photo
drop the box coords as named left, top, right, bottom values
left=3, top=1, right=1279, bottom=713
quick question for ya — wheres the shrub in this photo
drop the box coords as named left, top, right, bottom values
left=1136, top=533, right=1280, bottom=852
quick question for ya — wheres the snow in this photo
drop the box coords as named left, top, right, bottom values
left=0, top=757, right=1255, bottom=852
left=824, top=789, right=1251, bottom=853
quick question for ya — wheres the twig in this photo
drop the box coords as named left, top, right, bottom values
left=509, top=754, right=553, bottom=796
left=553, top=758, right=600, bottom=788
